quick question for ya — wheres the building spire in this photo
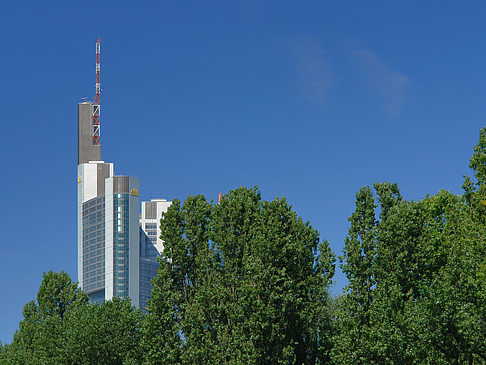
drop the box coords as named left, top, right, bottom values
left=92, top=37, right=101, bottom=145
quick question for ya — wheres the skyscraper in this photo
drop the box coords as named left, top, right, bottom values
left=77, top=40, right=170, bottom=308
left=139, top=199, right=172, bottom=308
left=140, top=199, right=172, bottom=253
left=77, top=101, right=171, bottom=309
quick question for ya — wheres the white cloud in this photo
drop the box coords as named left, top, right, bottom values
left=290, top=36, right=333, bottom=105
left=351, top=48, right=410, bottom=116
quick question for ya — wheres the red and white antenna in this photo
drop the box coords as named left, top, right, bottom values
left=92, top=37, right=101, bottom=145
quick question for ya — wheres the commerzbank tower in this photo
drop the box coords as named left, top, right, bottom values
left=77, top=38, right=171, bottom=310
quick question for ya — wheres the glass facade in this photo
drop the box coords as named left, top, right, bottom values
left=89, top=289, right=105, bottom=305
left=82, top=196, right=105, bottom=296
left=139, top=229, right=160, bottom=311
left=144, top=223, right=158, bottom=243
left=113, top=193, right=130, bottom=298
left=79, top=168, right=165, bottom=310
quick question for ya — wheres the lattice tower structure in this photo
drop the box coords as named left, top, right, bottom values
left=92, top=38, right=101, bottom=145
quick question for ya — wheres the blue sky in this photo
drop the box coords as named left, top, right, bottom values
left=1, top=1, right=485, bottom=344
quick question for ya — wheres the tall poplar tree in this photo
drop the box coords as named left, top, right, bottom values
left=142, top=186, right=335, bottom=364
left=332, top=130, right=486, bottom=364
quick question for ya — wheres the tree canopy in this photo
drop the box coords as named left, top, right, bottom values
left=142, top=186, right=335, bottom=364
left=1, top=271, right=143, bottom=365
left=3, top=129, right=486, bottom=364
left=331, top=128, right=486, bottom=364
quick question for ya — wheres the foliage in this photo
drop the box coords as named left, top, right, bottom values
left=4, top=130, right=486, bottom=364
left=332, top=133, right=486, bottom=365
left=62, top=297, right=143, bottom=364
left=3, top=271, right=143, bottom=365
left=142, top=186, right=335, bottom=364
left=5, top=271, right=88, bottom=364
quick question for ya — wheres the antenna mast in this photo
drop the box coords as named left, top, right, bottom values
left=92, top=37, right=101, bottom=145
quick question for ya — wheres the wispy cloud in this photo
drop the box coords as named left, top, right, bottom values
left=350, top=48, right=410, bottom=116
left=290, top=36, right=333, bottom=105
left=0, top=251, right=29, bottom=261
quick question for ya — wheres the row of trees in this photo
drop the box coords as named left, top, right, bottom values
left=334, top=183, right=485, bottom=363
left=0, top=271, right=143, bottom=364
left=2, top=131, right=486, bottom=363
left=331, top=130, right=486, bottom=363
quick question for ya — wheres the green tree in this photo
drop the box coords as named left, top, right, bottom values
left=142, top=186, right=335, bottom=364
left=62, top=297, right=143, bottom=364
left=333, top=174, right=486, bottom=363
left=4, top=271, right=144, bottom=364
left=331, top=185, right=381, bottom=363
left=5, top=271, right=88, bottom=364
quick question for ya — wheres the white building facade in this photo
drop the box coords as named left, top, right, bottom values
left=140, top=199, right=172, bottom=253
left=77, top=102, right=170, bottom=309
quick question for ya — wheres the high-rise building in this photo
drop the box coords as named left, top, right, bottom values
left=77, top=100, right=169, bottom=309
left=140, top=199, right=172, bottom=253
left=139, top=199, right=171, bottom=308
left=77, top=40, right=171, bottom=309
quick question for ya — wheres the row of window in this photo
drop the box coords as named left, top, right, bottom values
left=85, top=283, right=104, bottom=292
left=83, top=275, right=104, bottom=285
left=85, top=268, right=104, bottom=276
left=85, top=197, right=105, bottom=208
left=84, top=242, right=104, bottom=252
left=83, top=204, right=104, bottom=215
left=112, top=194, right=129, bottom=299
left=83, top=223, right=104, bottom=235
left=84, top=262, right=104, bottom=272
left=83, top=205, right=104, bottom=216
left=84, top=230, right=103, bottom=240
left=83, top=226, right=105, bottom=239
left=83, top=249, right=104, bottom=259
left=84, top=236, right=104, bottom=247
left=83, top=213, right=104, bottom=226
left=140, top=270, right=156, bottom=276
left=84, top=256, right=104, bottom=266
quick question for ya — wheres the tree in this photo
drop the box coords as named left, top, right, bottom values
left=4, top=271, right=144, bottom=364
left=62, top=297, right=143, bottom=364
left=331, top=183, right=397, bottom=364
left=333, top=174, right=486, bottom=363
left=142, top=186, right=335, bottom=364
left=5, top=271, right=88, bottom=364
